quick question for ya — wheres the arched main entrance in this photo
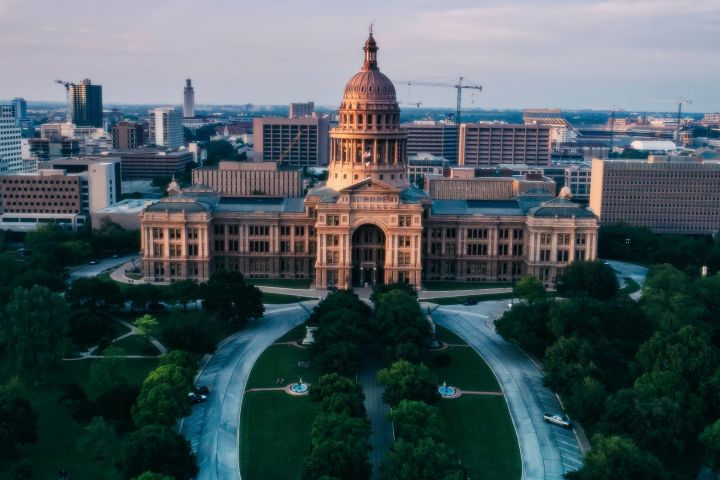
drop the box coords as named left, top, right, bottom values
left=352, top=224, right=385, bottom=287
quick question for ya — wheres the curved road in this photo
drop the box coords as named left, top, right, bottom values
left=430, top=301, right=584, bottom=480
left=180, top=302, right=315, bottom=480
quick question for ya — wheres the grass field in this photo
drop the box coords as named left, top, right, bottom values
left=619, top=276, right=641, bottom=295
left=426, top=347, right=500, bottom=392
left=240, top=343, right=319, bottom=480
left=262, top=292, right=316, bottom=304
left=423, top=280, right=512, bottom=291
left=0, top=358, right=158, bottom=480
left=249, top=278, right=313, bottom=289
left=109, top=334, right=159, bottom=356
left=428, top=292, right=514, bottom=305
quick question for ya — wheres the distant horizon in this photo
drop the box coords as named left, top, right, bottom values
left=1, top=0, right=718, bottom=111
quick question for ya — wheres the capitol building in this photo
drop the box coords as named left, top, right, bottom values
left=140, top=33, right=598, bottom=288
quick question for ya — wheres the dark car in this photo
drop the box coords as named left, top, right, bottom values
left=463, top=297, right=479, bottom=306
left=188, top=392, right=207, bottom=405
left=195, top=386, right=210, bottom=395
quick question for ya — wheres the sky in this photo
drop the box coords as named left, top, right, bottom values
left=0, top=0, right=718, bottom=112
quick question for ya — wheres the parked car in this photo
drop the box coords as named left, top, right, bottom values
left=89, top=260, right=99, bottom=265
left=195, top=385, right=210, bottom=395
left=543, top=413, right=572, bottom=429
left=188, top=392, right=207, bottom=405
left=463, top=297, right=479, bottom=306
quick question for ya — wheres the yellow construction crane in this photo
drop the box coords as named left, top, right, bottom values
left=395, top=77, right=482, bottom=124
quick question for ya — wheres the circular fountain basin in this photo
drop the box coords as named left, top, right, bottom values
left=290, top=383, right=308, bottom=394
left=438, top=385, right=457, bottom=397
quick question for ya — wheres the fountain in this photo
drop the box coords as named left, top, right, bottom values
left=290, top=377, right=308, bottom=394
left=438, top=381, right=457, bottom=397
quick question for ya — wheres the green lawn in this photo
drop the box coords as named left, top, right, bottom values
left=249, top=278, right=313, bottom=289
left=240, top=393, right=318, bottom=480
left=423, top=280, right=512, bottom=291
left=108, top=334, right=159, bottom=356
left=244, top=344, right=318, bottom=390
left=262, top=292, right=316, bottom=304
left=240, top=343, right=320, bottom=480
left=118, top=309, right=237, bottom=347
left=0, top=358, right=158, bottom=480
left=428, top=292, right=514, bottom=305
left=426, top=326, right=521, bottom=480
left=437, top=396, right=521, bottom=480
left=274, top=323, right=308, bottom=343
left=619, top=276, right=641, bottom=295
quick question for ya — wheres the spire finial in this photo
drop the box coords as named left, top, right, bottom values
left=363, top=26, right=378, bottom=70
left=369, top=20, right=374, bottom=36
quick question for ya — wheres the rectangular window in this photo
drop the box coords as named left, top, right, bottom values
left=294, top=241, right=305, bottom=253
left=575, top=234, right=587, bottom=245
left=169, top=228, right=181, bottom=240
left=540, top=233, right=552, bottom=245
left=498, top=244, right=508, bottom=256
left=280, top=225, right=291, bottom=236
left=188, top=228, right=198, bottom=240
left=540, top=249, right=552, bottom=262
left=280, top=241, right=290, bottom=253
left=326, top=215, right=340, bottom=226
left=557, top=249, right=569, bottom=262
left=558, top=234, right=570, bottom=245
left=214, top=239, right=225, bottom=252
left=214, top=225, right=225, bottom=236
left=249, top=241, right=270, bottom=252
left=152, top=227, right=164, bottom=240
left=295, top=226, right=305, bottom=236
left=399, top=215, right=412, bottom=227
left=498, top=229, right=509, bottom=240
left=398, top=236, right=411, bottom=248
left=249, top=225, right=270, bottom=236
left=228, top=239, right=239, bottom=252
left=512, top=244, right=524, bottom=256
left=188, top=244, right=198, bottom=257
left=153, top=243, right=164, bottom=257
left=228, top=225, right=239, bottom=236
left=512, top=229, right=524, bottom=240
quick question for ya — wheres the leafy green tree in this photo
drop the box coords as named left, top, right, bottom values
left=66, top=277, right=124, bottom=311
left=310, top=321, right=365, bottom=376
left=310, top=374, right=366, bottom=418
left=700, top=419, right=720, bottom=472
left=118, top=425, right=197, bottom=479
left=374, top=290, right=430, bottom=362
left=169, top=280, right=200, bottom=310
left=564, top=376, right=608, bottom=427
left=90, top=355, right=127, bottom=395
left=1, top=286, right=70, bottom=380
left=370, top=282, right=417, bottom=304
left=128, top=284, right=162, bottom=311
left=543, top=336, right=599, bottom=396
left=134, top=314, right=160, bottom=338
left=201, top=270, right=264, bottom=325
left=204, top=140, right=237, bottom=166
left=0, top=389, right=37, bottom=459
left=77, top=416, right=117, bottom=460
left=159, top=350, right=197, bottom=372
left=378, top=360, right=440, bottom=407
left=548, top=297, right=605, bottom=340
left=132, top=364, right=194, bottom=427
left=556, top=260, right=619, bottom=299
left=380, top=437, right=463, bottom=480
left=11, top=269, right=66, bottom=293
left=495, top=300, right=553, bottom=357
left=388, top=400, right=444, bottom=442
left=8, top=458, right=33, bottom=479
left=640, top=264, right=699, bottom=330
left=513, top=274, right=547, bottom=302
left=68, top=309, right=115, bottom=348
left=133, top=473, right=174, bottom=480
left=302, top=413, right=371, bottom=480
left=565, top=435, right=665, bottom=480
left=308, top=290, right=371, bottom=325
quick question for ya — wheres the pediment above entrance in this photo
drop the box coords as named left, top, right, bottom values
left=338, top=177, right=401, bottom=194
left=336, top=178, right=401, bottom=207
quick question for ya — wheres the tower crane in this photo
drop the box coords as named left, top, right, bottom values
left=277, top=131, right=304, bottom=164
left=54, top=80, right=74, bottom=122
left=395, top=77, right=482, bottom=124
left=675, top=99, right=692, bottom=143
left=608, top=106, right=625, bottom=157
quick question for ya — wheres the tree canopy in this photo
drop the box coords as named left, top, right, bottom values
left=118, top=425, right=197, bottom=480
left=201, top=270, right=264, bottom=325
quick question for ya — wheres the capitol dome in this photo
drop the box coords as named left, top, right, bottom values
left=341, top=32, right=397, bottom=103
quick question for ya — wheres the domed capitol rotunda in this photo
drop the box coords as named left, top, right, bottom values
left=140, top=32, right=599, bottom=289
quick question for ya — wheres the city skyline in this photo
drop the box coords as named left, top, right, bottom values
left=0, top=0, right=718, bottom=111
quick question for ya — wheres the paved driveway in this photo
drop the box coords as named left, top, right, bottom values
left=429, top=301, right=584, bottom=480
left=181, top=302, right=315, bottom=480
left=68, top=254, right=138, bottom=279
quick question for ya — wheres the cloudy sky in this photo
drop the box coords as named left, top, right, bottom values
left=1, top=0, right=718, bottom=111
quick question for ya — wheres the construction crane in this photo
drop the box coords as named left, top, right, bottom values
left=675, top=99, right=692, bottom=143
left=395, top=77, right=482, bottom=124
left=277, top=131, right=304, bottom=164
left=54, top=80, right=74, bottom=122
left=608, top=106, right=624, bottom=157
left=54, top=79, right=73, bottom=89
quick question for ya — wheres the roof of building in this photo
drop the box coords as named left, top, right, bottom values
left=630, top=140, right=677, bottom=151
left=215, top=197, right=306, bottom=213
left=94, top=199, right=158, bottom=214
left=431, top=193, right=594, bottom=219
left=342, top=33, right=396, bottom=102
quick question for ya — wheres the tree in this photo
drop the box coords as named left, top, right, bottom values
left=159, top=350, right=197, bottom=372
left=380, top=437, right=463, bottom=480
left=68, top=309, right=115, bottom=348
left=543, top=336, right=599, bottom=396
left=1, top=286, right=70, bottom=380
left=204, top=140, right=237, bottom=166
left=66, top=277, right=124, bottom=311
left=163, top=322, right=216, bottom=354
left=132, top=364, right=194, bottom=427
left=0, top=389, right=37, bottom=459
left=169, top=280, right=200, bottom=311
left=556, top=260, right=619, bottom=299
left=700, top=419, right=720, bottom=472
left=513, top=274, right=547, bottom=303
left=302, top=413, right=371, bottom=480
left=118, top=425, right=197, bottom=479
left=134, top=314, right=160, bottom=338
left=77, top=416, right=116, bottom=460
left=565, top=435, right=665, bottom=480
left=370, top=282, right=417, bottom=304
left=374, top=290, right=430, bottom=362
left=564, top=376, right=608, bottom=427
left=201, top=270, right=264, bottom=325
left=310, top=374, right=366, bottom=418
left=388, top=400, right=444, bottom=442
left=90, top=356, right=127, bottom=395
left=377, top=360, right=440, bottom=407
left=495, top=300, right=553, bottom=357
left=128, top=284, right=162, bottom=311
left=133, top=473, right=174, bottom=480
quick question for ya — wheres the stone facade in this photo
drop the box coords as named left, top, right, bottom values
left=140, top=33, right=598, bottom=287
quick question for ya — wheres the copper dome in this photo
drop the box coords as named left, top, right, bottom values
left=342, top=32, right=397, bottom=102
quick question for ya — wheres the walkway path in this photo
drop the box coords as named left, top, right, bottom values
left=180, top=301, right=316, bottom=480
left=64, top=318, right=167, bottom=360
left=357, top=348, right=394, bottom=480
left=431, top=301, right=585, bottom=480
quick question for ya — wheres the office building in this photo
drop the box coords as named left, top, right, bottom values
left=425, top=170, right=555, bottom=200
left=289, top=102, right=314, bottom=118
left=140, top=32, right=597, bottom=287
left=12, top=98, right=27, bottom=122
left=183, top=79, right=195, bottom=118
left=403, top=120, right=458, bottom=163
left=88, top=161, right=118, bottom=212
left=117, top=148, right=194, bottom=180
left=407, top=153, right=448, bottom=185
left=112, top=121, right=146, bottom=149
left=563, top=165, right=592, bottom=202
left=459, top=123, right=551, bottom=167
left=253, top=116, right=329, bottom=167
left=41, top=156, right=122, bottom=201
left=0, top=104, right=22, bottom=172
left=590, top=156, right=720, bottom=234
left=29, top=138, right=80, bottom=160
left=67, top=79, right=103, bottom=128
left=193, top=161, right=303, bottom=197
left=149, top=107, right=184, bottom=149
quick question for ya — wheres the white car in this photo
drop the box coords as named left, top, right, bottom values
left=543, top=413, right=572, bottom=429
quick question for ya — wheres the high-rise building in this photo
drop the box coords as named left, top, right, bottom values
left=67, top=79, right=103, bottom=128
left=149, top=107, right=184, bottom=148
left=289, top=102, right=314, bottom=118
left=0, top=104, right=22, bottom=172
left=458, top=123, right=551, bottom=167
left=590, top=156, right=720, bottom=234
left=402, top=120, right=459, bottom=163
left=11, top=98, right=27, bottom=122
left=112, top=121, right=146, bottom=149
left=253, top=116, right=329, bottom=167
left=183, top=79, right=195, bottom=118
